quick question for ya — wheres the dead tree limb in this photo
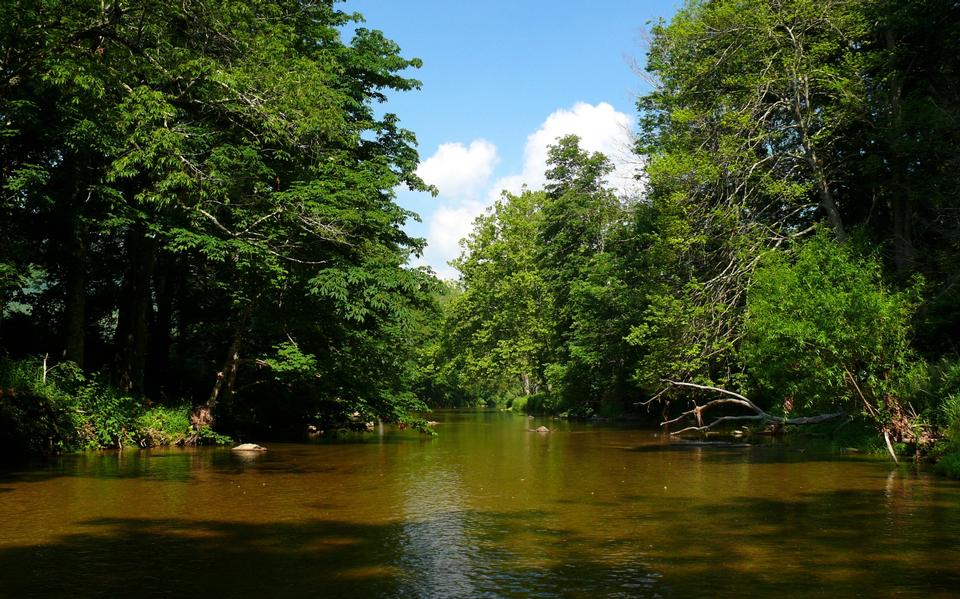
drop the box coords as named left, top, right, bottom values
left=657, top=380, right=844, bottom=436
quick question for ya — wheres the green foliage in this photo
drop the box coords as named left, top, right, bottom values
left=74, top=379, right=143, bottom=449
left=136, top=404, right=230, bottom=447
left=261, top=342, right=318, bottom=380
left=442, top=189, right=553, bottom=401
left=0, top=357, right=230, bottom=453
left=941, top=392, right=960, bottom=446
left=0, top=0, right=440, bottom=442
left=934, top=452, right=960, bottom=480
left=439, top=136, right=646, bottom=416
left=0, top=357, right=81, bottom=453
left=507, top=395, right=528, bottom=413
left=135, top=405, right=194, bottom=447
left=743, top=232, right=919, bottom=418
left=628, top=0, right=960, bottom=457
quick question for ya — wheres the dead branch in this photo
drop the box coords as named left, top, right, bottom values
left=657, top=380, right=844, bottom=436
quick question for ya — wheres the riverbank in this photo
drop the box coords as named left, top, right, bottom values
left=0, top=357, right=230, bottom=454
left=505, top=398, right=960, bottom=479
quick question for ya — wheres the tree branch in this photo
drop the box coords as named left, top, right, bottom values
left=657, top=380, right=844, bottom=436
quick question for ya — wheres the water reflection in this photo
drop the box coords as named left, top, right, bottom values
left=399, top=467, right=478, bottom=597
left=1, top=411, right=959, bottom=598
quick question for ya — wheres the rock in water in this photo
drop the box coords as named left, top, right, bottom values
left=232, top=443, right=267, bottom=452
left=529, top=426, right=550, bottom=433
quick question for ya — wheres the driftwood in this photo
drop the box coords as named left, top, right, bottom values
left=654, top=381, right=844, bottom=436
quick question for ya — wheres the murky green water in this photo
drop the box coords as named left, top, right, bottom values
left=1, top=410, right=959, bottom=598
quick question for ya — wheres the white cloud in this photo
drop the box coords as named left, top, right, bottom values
left=490, top=101, right=640, bottom=200
left=418, top=102, right=640, bottom=280
left=419, top=200, right=487, bottom=280
left=416, top=139, right=498, bottom=200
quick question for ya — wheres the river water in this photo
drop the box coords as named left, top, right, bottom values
left=1, top=410, right=959, bottom=598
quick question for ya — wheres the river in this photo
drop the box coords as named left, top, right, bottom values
left=1, top=410, right=959, bottom=598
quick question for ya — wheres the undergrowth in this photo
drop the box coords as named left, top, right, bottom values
left=0, top=356, right=230, bottom=454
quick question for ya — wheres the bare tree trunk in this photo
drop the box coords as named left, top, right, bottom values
left=206, top=302, right=254, bottom=412
left=885, top=28, right=914, bottom=274
left=801, top=140, right=845, bottom=240
left=654, top=381, right=845, bottom=436
left=64, top=218, right=87, bottom=367
left=207, top=330, right=242, bottom=411
left=146, top=254, right=175, bottom=398
left=816, top=177, right=846, bottom=241
left=114, top=227, right=156, bottom=393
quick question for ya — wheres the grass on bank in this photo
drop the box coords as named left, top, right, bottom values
left=0, top=356, right=230, bottom=454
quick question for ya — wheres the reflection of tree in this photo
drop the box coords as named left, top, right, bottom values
left=399, top=468, right=476, bottom=597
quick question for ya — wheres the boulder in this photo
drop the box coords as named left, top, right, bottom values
left=232, top=443, right=267, bottom=452
left=529, top=426, right=550, bottom=433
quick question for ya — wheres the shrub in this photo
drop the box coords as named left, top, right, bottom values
left=743, top=231, right=920, bottom=425
left=0, top=357, right=82, bottom=453
left=0, top=356, right=231, bottom=453
left=508, top=394, right=528, bottom=412
left=934, top=452, right=960, bottom=479
left=942, top=393, right=960, bottom=445
left=136, top=404, right=194, bottom=447
left=74, top=379, right=143, bottom=449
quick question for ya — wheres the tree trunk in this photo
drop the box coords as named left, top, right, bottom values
left=207, top=332, right=241, bottom=411
left=801, top=139, right=845, bottom=239
left=206, top=302, right=254, bottom=411
left=64, top=218, right=88, bottom=367
left=114, top=227, right=156, bottom=393
left=146, top=254, right=175, bottom=398
left=892, top=193, right=914, bottom=273
left=885, top=28, right=915, bottom=274
left=817, top=177, right=846, bottom=241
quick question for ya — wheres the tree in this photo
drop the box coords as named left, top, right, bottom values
left=630, top=0, right=958, bottom=447
left=631, top=0, right=880, bottom=390
left=443, top=189, right=553, bottom=401
left=1, top=0, right=437, bottom=433
left=742, top=232, right=920, bottom=444
left=440, top=136, right=646, bottom=415
left=538, top=136, right=642, bottom=414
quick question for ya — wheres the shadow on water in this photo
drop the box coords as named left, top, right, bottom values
left=0, top=446, right=349, bottom=487
left=2, top=486, right=959, bottom=598
left=640, top=489, right=959, bottom=598
left=0, top=516, right=405, bottom=599
left=0, top=450, right=224, bottom=485
left=626, top=441, right=891, bottom=467
left=0, top=510, right=662, bottom=599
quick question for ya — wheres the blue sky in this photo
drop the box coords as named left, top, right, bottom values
left=345, top=0, right=683, bottom=278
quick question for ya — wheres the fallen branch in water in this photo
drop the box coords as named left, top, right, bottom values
left=657, top=381, right=844, bottom=436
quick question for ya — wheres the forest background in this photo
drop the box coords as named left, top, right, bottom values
left=2, top=0, right=960, bottom=475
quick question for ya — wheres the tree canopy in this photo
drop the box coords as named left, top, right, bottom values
left=1, top=0, right=439, bottom=438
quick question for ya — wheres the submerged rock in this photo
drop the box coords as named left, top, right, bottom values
left=232, top=443, right=267, bottom=452
left=529, top=426, right=550, bottom=433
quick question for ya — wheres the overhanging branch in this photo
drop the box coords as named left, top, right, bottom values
left=655, top=380, right=844, bottom=436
